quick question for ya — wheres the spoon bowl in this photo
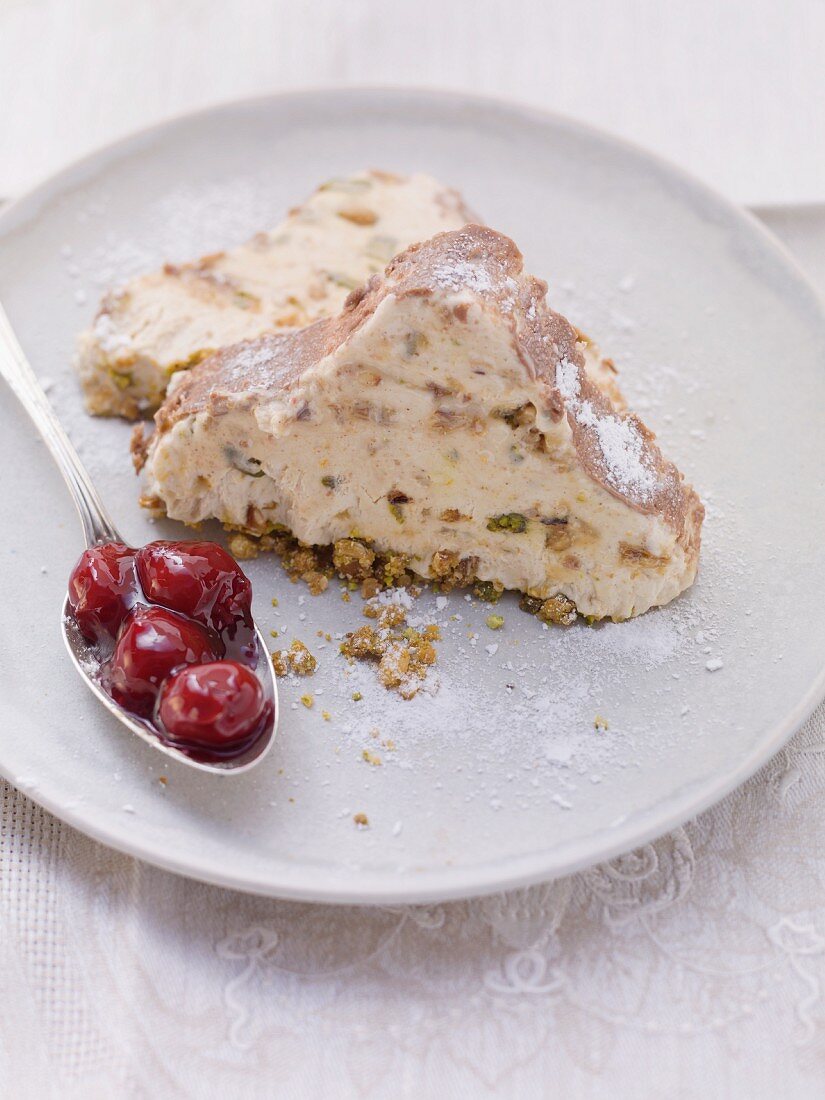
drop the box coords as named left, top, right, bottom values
left=62, top=597, right=278, bottom=774
left=1, top=301, right=278, bottom=775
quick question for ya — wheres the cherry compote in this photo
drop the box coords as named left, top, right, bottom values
left=68, top=542, right=137, bottom=644
left=158, top=662, right=269, bottom=755
left=67, top=539, right=270, bottom=761
left=136, top=541, right=253, bottom=639
left=105, top=606, right=221, bottom=717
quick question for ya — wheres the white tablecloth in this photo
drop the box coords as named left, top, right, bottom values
left=1, top=205, right=824, bottom=1099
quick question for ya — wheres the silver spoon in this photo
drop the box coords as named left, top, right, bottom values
left=0, top=303, right=278, bottom=774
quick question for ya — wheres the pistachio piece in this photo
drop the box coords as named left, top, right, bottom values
left=487, top=513, right=528, bottom=533
left=474, top=580, right=503, bottom=603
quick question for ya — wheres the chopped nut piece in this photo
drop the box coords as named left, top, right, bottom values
left=337, top=206, right=378, bottom=225
left=378, top=605, right=406, bottom=630
left=432, top=407, right=482, bottom=432
left=429, top=549, right=479, bottom=589
left=340, top=595, right=440, bottom=698
left=271, top=639, right=318, bottom=677
left=487, top=513, right=528, bottom=533
left=340, top=625, right=383, bottom=659
left=474, top=580, right=503, bottom=603
left=304, top=571, right=329, bottom=596
left=492, top=403, right=536, bottom=429
left=353, top=812, right=369, bottom=827
left=619, top=542, right=671, bottom=568
left=538, top=594, right=577, bottom=627
left=360, top=577, right=380, bottom=600
left=130, top=424, right=149, bottom=473
left=378, top=642, right=411, bottom=689
left=377, top=550, right=412, bottom=588
left=544, top=523, right=573, bottom=551
left=518, top=594, right=544, bottom=616
left=284, top=546, right=322, bottom=579
left=333, top=538, right=376, bottom=580
left=138, top=494, right=166, bottom=518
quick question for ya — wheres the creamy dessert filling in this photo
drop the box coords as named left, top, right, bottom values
left=139, top=225, right=703, bottom=622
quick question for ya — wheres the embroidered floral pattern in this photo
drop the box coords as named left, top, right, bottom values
left=2, top=715, right=825, bottom=1096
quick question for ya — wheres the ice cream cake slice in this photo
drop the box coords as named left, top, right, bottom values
left=139, top=226, right=702, bottom=621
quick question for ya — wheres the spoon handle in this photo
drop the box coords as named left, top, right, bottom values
left=0, top=303, right=120, bottom=547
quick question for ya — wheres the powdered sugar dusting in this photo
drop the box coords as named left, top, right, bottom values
left=429, top=253, right=519, bottom=312
left=91, top=311, right=133, bottom=355
left=227, top=340, right=282, bottom=376
left=556, top=356, right=658, bottom=500
left=431, top=259, right=494, bottom=295
left=263, top=562, right=722, bottom=834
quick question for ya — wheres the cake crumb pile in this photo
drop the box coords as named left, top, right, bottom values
left=339, top=593, right=441, bottom=699
left=271, top=638, right=317, bottom=677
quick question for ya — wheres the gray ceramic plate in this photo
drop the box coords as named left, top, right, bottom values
left=1, top=89, right=823, bottom=903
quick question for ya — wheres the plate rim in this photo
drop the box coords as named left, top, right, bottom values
left=1, top=84, right=824, bottom=905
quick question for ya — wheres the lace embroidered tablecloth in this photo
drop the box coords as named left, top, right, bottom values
left=1, top=208, right=824, bottom=1100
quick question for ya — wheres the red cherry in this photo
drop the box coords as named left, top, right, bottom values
left=135, top=541, right=253, bottom=638
left=67, top=542, right=137, bottom=643
left=158, top=661, right=269, bottom=752
left=105, top=606, right=222, bottom=717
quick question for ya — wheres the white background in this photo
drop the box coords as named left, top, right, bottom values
left=1, top=0, right=824, bottom=206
